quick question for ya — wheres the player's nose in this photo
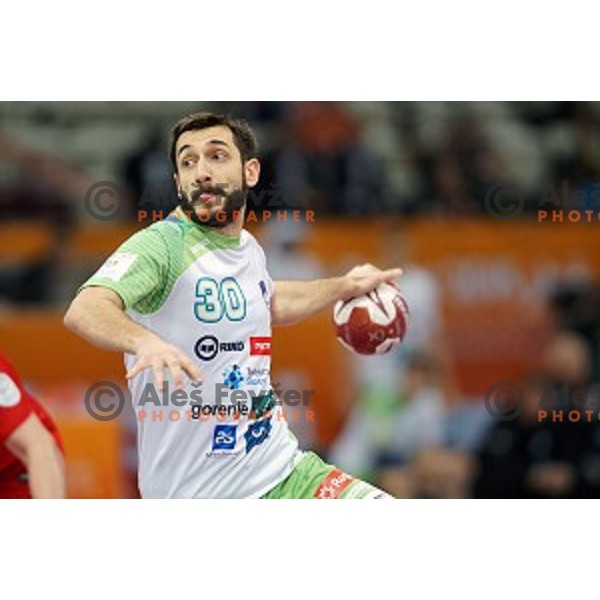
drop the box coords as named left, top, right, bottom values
left=194, top=157, right=213, bottom=183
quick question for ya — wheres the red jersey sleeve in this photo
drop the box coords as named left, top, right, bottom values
left=0, top=357, right=33, bottom=444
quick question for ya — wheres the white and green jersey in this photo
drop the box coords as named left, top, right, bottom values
left=81, top=208, right=301, bottom=498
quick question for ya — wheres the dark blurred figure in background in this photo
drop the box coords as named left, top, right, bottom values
left=474, top=331, right=600, bottom=498
left=287, top=102, right=383, bottom=215
left=376, top=331, right=600, bottom=499
left=549, top=281, right=600, bottom=382
left=419, top=115, right=507, bottom=216
left=221, top=102, right=384, bottom=218
left=555, top=103, right=600, bottom=184
left=122, top=129, right=178, bottom=219
left=331, top=350, right=448, bottom=490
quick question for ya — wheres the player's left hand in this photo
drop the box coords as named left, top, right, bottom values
left=341, top=263, right=402, bottom=300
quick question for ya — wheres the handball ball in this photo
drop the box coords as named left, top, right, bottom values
left=333, top=282, right=409, bottom=355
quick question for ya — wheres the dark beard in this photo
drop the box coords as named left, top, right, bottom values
left=179, top=184, right=247, bottom=229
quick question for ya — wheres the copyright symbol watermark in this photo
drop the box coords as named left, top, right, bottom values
left=84, top=381, right=126, bottom=421
left=484, top=381, right=524, bottom=422
left=484, top=182, right=525, bottom=220
left=85, top=181, right=122, bottom=221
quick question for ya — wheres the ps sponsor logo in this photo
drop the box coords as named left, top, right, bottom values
left=212, top=424, right=237, bottom=450
left=206, top=424, right=243, bottom=458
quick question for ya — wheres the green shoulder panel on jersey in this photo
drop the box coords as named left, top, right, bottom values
left=78, top=218, right=241, bottom=315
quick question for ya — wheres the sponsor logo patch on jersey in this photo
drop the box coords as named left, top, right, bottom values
left=195, top=335, right=245, bottom=361
left=96, top=252, right=138, bottom=282
left=0, top=374, right=21, bottom=407
left=212, top=425, right=237, bottom=450
left=222, top=365, right=244, bottom=390
left=251, top=391, right=277, bottom=419
left=314, top=469, right=355, bottom=499
left=244, top=416, right=272, bottom=454
left=245, top=367, right=270, bottom=387
left=249, top=337, right=271, bottom=356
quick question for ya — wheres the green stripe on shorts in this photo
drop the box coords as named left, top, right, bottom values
left=262, top=452, right=392, bottom=499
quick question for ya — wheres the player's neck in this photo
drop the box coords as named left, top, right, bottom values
left=177, top=205, right=244, bottom=238
left=210, top=219, right=244, bottom=238
left=202, top=206, right=245, bottom=238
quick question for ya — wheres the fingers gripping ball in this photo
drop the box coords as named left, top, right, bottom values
left=333, top=282, right=409, bottom=355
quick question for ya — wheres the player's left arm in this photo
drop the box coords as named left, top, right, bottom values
left=271, top=264, right=402, bottom=326
left=5, top=414, right=67, bottom=499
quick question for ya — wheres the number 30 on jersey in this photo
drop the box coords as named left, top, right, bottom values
left=194, top=277, right=246, bottom=322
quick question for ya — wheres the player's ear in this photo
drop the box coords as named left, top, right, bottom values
left=173, top=173, right=182, bottom=199
left=244, top=158, right=260, bottom=188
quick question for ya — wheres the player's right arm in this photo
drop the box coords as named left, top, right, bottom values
left=63, top=227, right=202, bottom=389
left=5, top=413, right=66, bottom=499
left=0, top=359, right=66, bottom=499
left=65, top=286, right=154, bottom=353
left=64, top=287, right=200, bottom=389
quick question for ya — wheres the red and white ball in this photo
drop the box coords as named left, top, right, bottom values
left=333, top=283, right=409, bottom=355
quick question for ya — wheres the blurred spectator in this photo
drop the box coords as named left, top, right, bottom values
left=380, top=352, right=447, bottom=462
left=260, top=219, right=324, bottom=282
left=417, top=115, right=508, bottom=216
left=409, top=448, right=476, bottom=499
left=256, top=128, right=311, bottom=213
left=329, top=351, right=447, bottom=482
left=474, top=332, right=600, bottom=498
left=329, top=230, right=457, bottom=480
left=560, top=103, right=600, bottom=182
left=4, top=102, right=600, bottom=225
left=220, top=101, right=286, bottom=127
left=548, top=281, right=600, bottom=382
left=380, top=330, right=600, bottom=499
left=285, top=102, right=383, bottom=215
left=260, top=219, right=325, bottom=450
left=122, top=129, right=178, bottom=218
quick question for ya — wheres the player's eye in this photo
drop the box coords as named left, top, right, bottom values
left=181, top=157, right=197, bottom=168
left=210, top=151, right=228, bottom=161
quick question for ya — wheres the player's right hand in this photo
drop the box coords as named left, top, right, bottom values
left=126, top=337, right=202, bottom=390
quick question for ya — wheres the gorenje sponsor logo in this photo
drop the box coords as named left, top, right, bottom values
left=191, top=402, right=250, bottom=420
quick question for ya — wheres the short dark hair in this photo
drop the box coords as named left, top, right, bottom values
left=169, top=112, right=258, bottom=171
